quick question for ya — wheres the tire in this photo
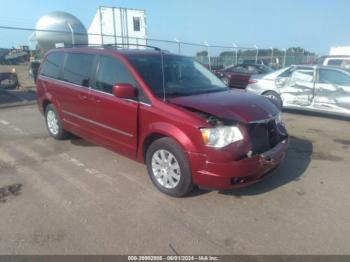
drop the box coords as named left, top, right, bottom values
left=45, top=104, right=70, bottom=140
left=222, top=77, right=230, bottom=87
left=263, top=91, right=283, bottom=110
left=146, top=138, right=194, bottom=197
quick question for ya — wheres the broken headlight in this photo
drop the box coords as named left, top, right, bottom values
left=200, top=126, right=244, bottom=148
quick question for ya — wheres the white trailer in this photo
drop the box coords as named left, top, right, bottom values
left=88, top=6, right=147, bottom=48
left=329, top=46, right=350, bottom=56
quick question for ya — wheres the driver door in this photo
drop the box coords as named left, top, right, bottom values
left=88, top=54, right=140, bottom=158
left=279, top=67, right=315, bottom=106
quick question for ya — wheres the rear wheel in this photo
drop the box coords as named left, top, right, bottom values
left=45, top=104, right=70, bottom=140
left=146, top=138, right=194, bottom=197
left=263, top=91, right=283, bottom=110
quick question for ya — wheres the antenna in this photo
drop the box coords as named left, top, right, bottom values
left=160, top=50, right=166, bottom=101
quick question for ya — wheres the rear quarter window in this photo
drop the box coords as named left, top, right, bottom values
left=40, top=52, right=65, bottom=79
left=62, top=53, right=95, bottom=87
left=327, top=59, right=343, bottom=66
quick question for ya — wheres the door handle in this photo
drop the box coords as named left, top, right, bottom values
left=90, top=97, right=101, bottom=103
left=78, top=94, right=88, bottom=100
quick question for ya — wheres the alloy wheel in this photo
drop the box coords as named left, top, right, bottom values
left=151, top=149, right=181, bottom=189
left=46, top=110, right=59, bottom=135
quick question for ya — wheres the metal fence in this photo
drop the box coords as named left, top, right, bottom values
left=0, top=25, right=319, bottom=69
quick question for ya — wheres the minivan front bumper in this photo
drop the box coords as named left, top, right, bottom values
left=190, top=138, right=289, bottom=190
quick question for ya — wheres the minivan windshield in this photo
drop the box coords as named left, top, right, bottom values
left=126, top=54, right=228, bottom=98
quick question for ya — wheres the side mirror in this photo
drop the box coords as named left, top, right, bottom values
left=112, top=83, right=137, bottom=99
left=275, top=77, right=287, bottom=87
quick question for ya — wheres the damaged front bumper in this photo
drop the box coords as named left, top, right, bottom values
left=189, top=138, right=289, bottom=190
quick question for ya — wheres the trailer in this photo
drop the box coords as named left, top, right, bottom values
left=329, top=46, right=350, bottom=56
left=88, top=6, right=147, bottom=48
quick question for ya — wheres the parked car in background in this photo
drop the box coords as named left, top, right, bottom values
left=36, top=47, right=288, bottom=197
left=315, top=55, right=350, bottom=68
left=242, top=58, right=281, bottom=69
left=0, top=71, right=19, bottom=89
left=242, top=59, right=269, bottom=65
left=246, top=65, right=350, bottom=117
left=215, top=63, right=275, bottom=89
left=245, top=66, right=295, bottom=107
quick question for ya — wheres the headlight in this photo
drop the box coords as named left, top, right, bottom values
left=275, top=112, right=282, bottom=124
left=200, top=126, right=244, bottom=148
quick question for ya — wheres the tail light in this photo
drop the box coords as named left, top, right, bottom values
left=248, top=79, right=257, bottom=84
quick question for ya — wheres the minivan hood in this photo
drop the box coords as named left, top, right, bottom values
left=168, top=90, right=279, bottom=123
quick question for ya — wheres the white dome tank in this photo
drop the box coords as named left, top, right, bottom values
left=35, top=11, right=88, bottom=51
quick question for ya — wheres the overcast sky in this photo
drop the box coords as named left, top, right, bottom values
left=0, top=0, right=349, bottom=54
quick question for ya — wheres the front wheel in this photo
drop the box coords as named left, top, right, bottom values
left=146, top=138, right=194, bottom=197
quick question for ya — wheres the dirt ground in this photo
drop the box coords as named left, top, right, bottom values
left=0, top=105, right=349, bottom=254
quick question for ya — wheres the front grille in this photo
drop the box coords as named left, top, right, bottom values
left=248, top=119, right=281, bottom=155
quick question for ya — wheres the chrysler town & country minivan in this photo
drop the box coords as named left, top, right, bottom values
left=36, top=47, right=288, bottom=197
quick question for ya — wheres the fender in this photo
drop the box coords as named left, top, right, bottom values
left=137, top=121, right=202, bottom=162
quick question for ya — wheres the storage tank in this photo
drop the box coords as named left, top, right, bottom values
left=35, top=11, right=88, bottom=51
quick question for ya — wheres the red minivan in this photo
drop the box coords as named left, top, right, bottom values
left=36, top=47, right=288, bottom=197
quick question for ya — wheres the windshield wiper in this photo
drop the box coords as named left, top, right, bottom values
left=165, top=91, right=192, bottom=98
left=194, top=88, right=229, bottom=95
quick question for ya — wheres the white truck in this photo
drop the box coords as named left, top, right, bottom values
left=315, top=46, right=350, bottom=68
left=88, top=6, right=147, bottom=48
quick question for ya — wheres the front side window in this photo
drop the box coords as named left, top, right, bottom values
left=41, top=52, right=64, bottom=79
left=62, top=53, right=95, bottom=87
left=258, top=65, right=274, bottom=74
left=94, top=55, right=137, bottom=94
left=278, top=67, right=293, bottom=78
left=319, top=69, right=350, bottom=86
left=231, top=65, right=248, bottom=73
left=246, top=65, right=259, bottom=74
left=290, top=68, right=314, bottom=82
left=127, top=54, right=228, bottom=98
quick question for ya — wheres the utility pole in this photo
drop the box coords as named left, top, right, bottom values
left=204, top=41, right=211, bottom=70
left=174, top=38, right=181, bottom=54
left=232, top=43, right=238, bottom=65
left=270, top=47, right=274, bottom=64
left=254, top=45, right=259, bottom=63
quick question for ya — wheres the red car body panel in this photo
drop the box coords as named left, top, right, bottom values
left=215, top=71, right=252, bottom=89
left=215, top=64, right=273, bottom=89
left=168, top=90, right=279, bottom=123
left=36, top=48, right=288, bottom=190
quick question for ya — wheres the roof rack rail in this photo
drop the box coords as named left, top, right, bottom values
left=55, top=44, right=107, bottom=49
left=66, top=43, right=162, bottom=52
left=103, top=43, right=162, bottom=51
